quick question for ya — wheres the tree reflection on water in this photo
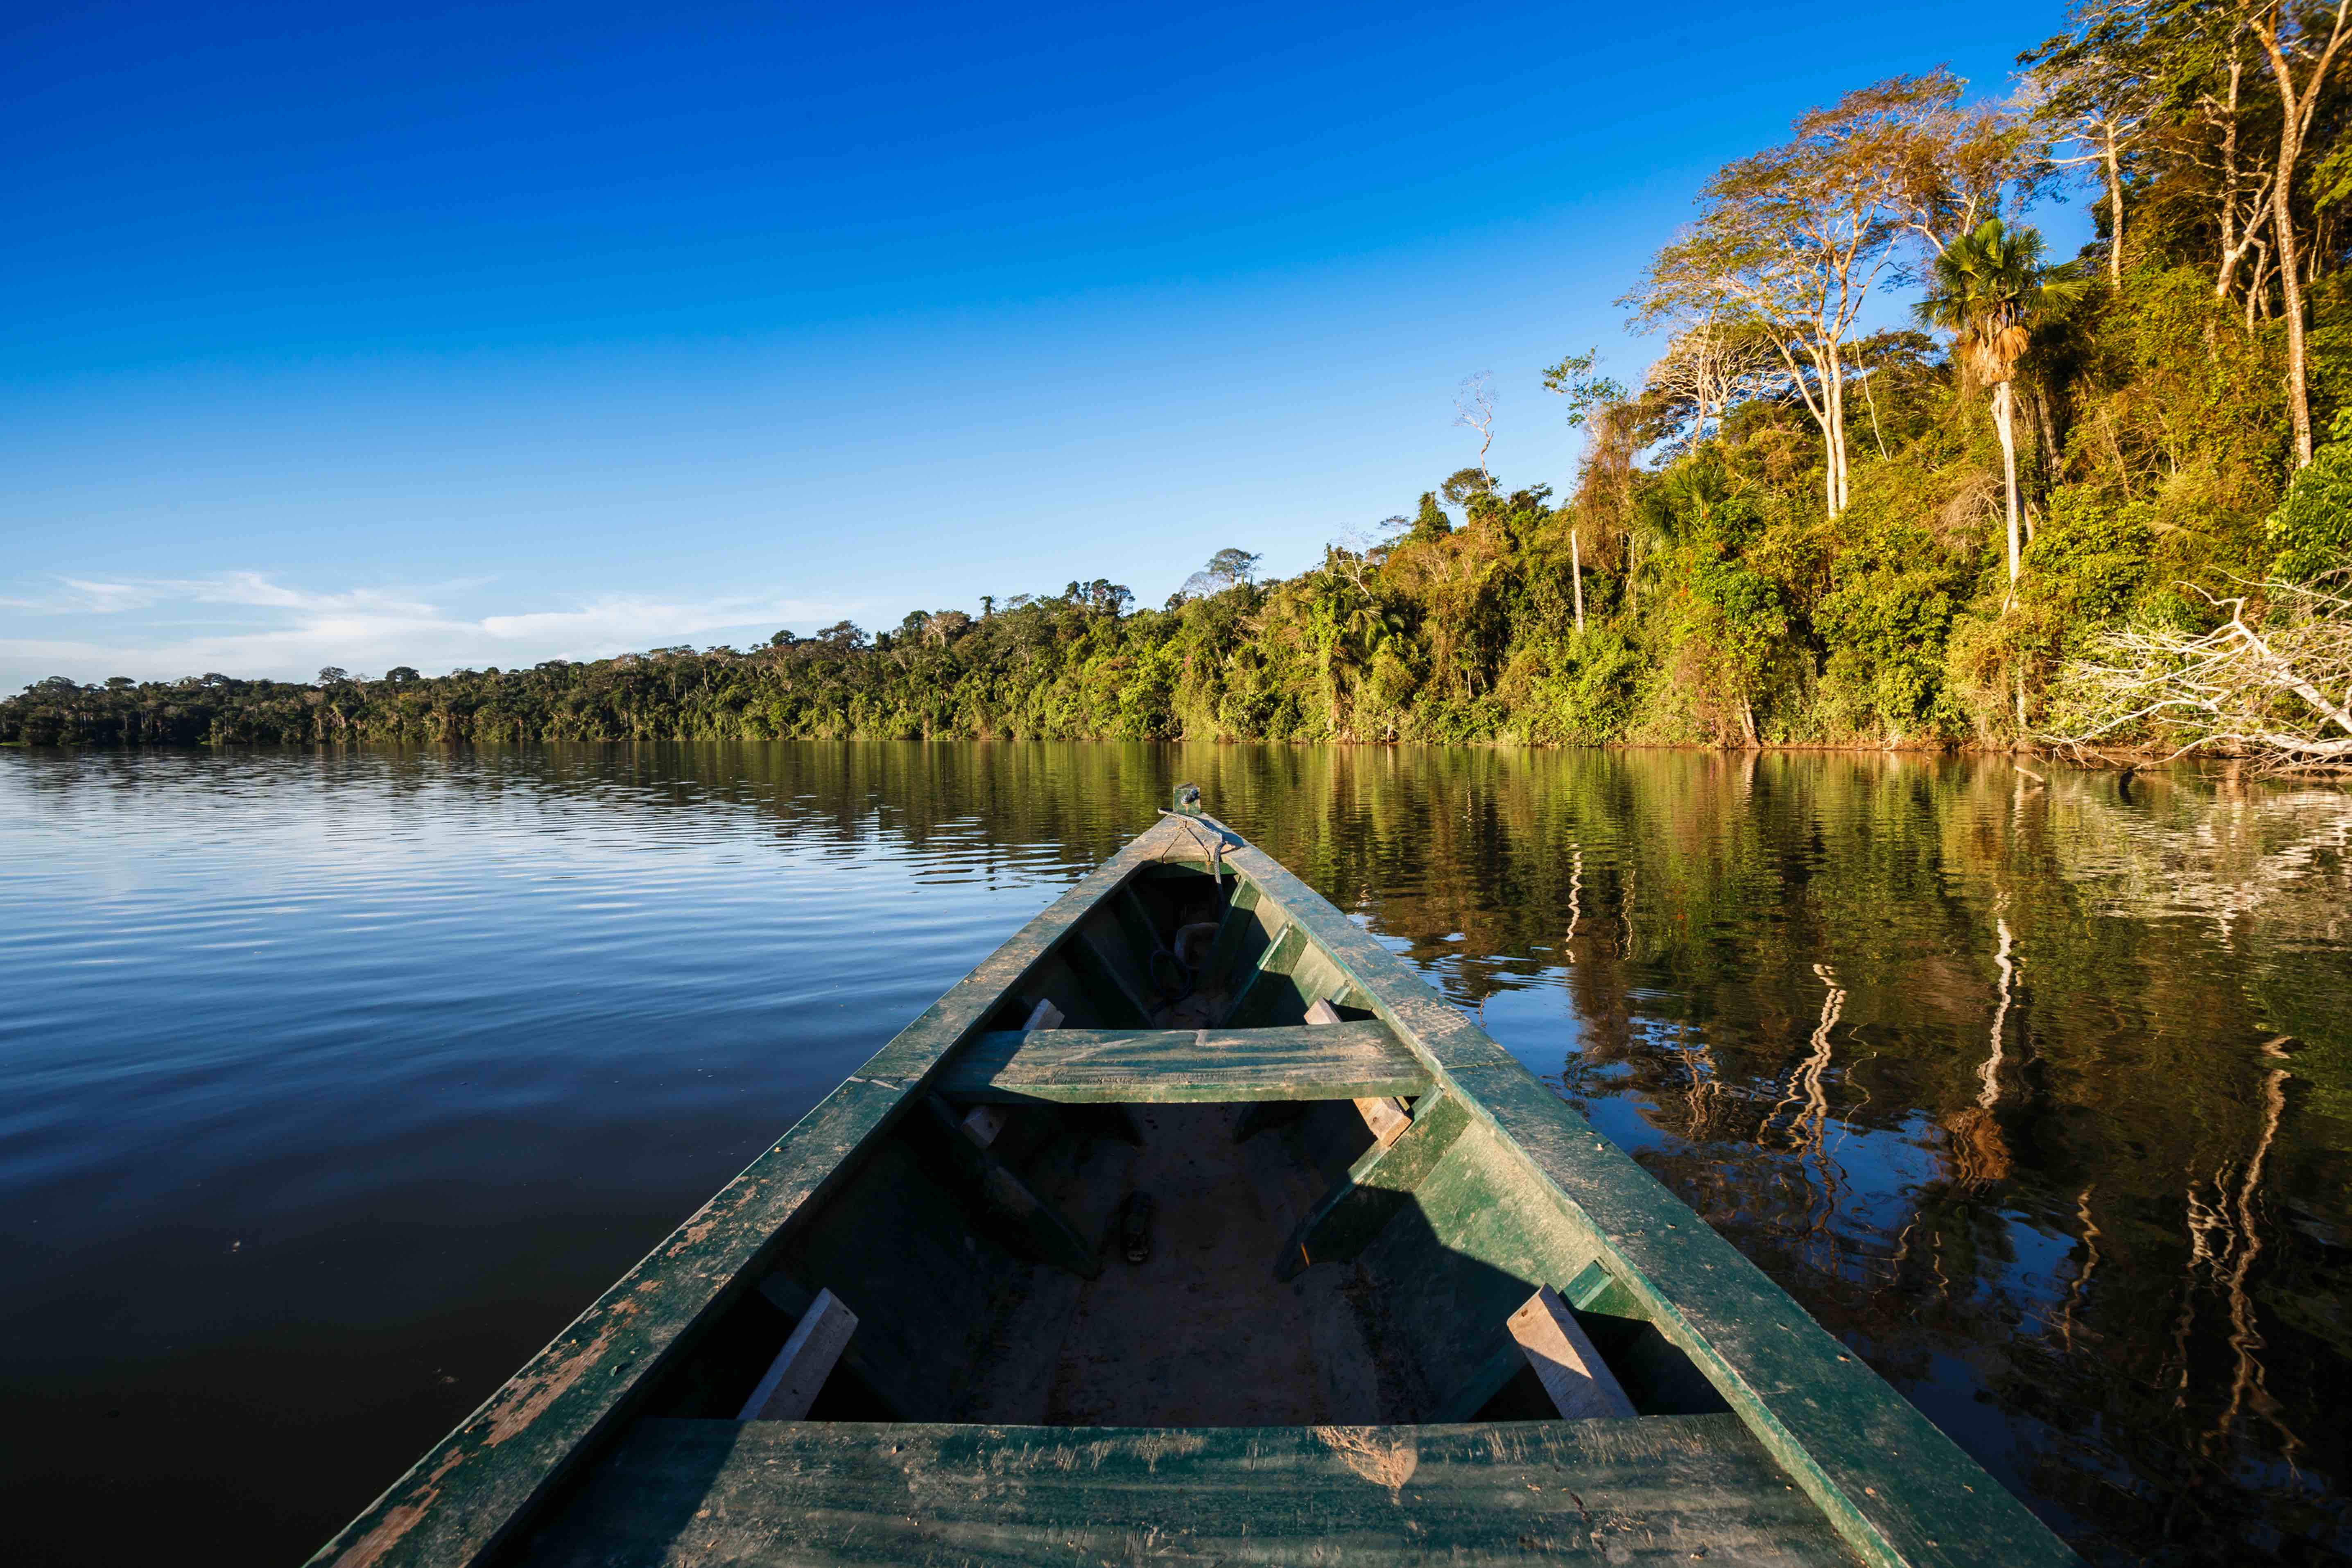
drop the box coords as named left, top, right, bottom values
left=1215, top=749, right=2350, bottom=1568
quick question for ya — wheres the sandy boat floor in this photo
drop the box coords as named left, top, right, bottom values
left=958, top=1103, right=1395, bottom=1426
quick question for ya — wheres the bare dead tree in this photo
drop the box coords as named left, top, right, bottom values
left=1325, top=519, right=1404, bottom=598
left=2046, top=575, right=2352, bottom=772
left=1454, top=371, right=1497, bottom=482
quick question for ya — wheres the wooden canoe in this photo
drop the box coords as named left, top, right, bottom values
left=311, top=801, right=2077, bottom=1568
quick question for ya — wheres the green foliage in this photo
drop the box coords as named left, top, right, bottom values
left=1438, top=468, right=1494, bottom=510
left=2268, top=410, right=2352, bottom=582
left=1818, top=567, right=1961, bottom=736
left=2024, top=491, right=2155, bottom=625
left=1540, top=347, right=1626, bottom=429
left=1408, top=491, right=1452, bottom=542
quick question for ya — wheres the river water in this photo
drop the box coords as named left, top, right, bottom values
left=1, top=743, right=2346, bottom=1566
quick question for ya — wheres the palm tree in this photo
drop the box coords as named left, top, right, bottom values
left=1914, top=220, right=2087, bottom=588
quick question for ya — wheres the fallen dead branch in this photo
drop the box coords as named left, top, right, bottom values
left=2044, top=573, right=2352, bottom=775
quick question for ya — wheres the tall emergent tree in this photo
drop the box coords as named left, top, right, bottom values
left=1914, top=219, right=2087, bottom=587
left=2245, top=0, right=2352, bottom=465
left=1631, top=309, right=1779, bottom=450
left=1629, top=84, right=1912, bottom=516
left=1541, top=348, right=1628, bottom=634
left=2024, top=1, right=2162, bottom=285
left=1181, top=548, right=1263, bottom=600
left=1631, top=72, right=2042, bottom=520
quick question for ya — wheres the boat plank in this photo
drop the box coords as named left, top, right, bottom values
left=1199, top=877, right=1269, bottom=989
left=753, top=1276, right=909, bottom=1419
left=1510, top=1285, right=1637, bottom=1422
left=310, top=809, right=2078, bottom=1568
left=1368, top=1121, right=1606, bottom=1420
left=517, top=1414, right=1861, bottom=1568
left=1220, top=921, right=1307, bottom=1028
left=936, top=1021, right=1431, bottom=1104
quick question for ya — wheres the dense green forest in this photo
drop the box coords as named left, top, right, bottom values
left=11, top=2, right=2352, bottom=758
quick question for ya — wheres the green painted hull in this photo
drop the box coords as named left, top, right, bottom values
left=311, top=811, right=2077, bottom=1568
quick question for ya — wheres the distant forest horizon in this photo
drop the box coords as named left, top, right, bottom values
left=11, top=5, right=2352, bottom=768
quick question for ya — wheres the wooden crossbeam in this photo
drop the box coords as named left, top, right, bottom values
left=935, top=1022, right=1429, bottom=1105
left=737, top=1288, right=858, bottom=1421
left=1509, top=1285, right=1637, bottom=1421
left=1355, top=1095, right=1411, bottom=1147
left=753, top=1275, right=907, bottom=1419
left=920, top=1095, right=1101, bottom=1279
left=1305, top=999, right=1415, bottom=1148
left=959, top=1105, right=1007, bottom=1148
left=525, top=1413, right=1854, bottom=1568
left=995, top=997, right=1148, bottom=1142
left=1221, top=924, right=1309, bottom=1029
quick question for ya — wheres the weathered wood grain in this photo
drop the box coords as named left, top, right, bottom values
left=935, top=1022, right=1430, bottom=1105
left=752, top=1276, right=907, bottom=1420
left=314, top=807, right=2076, bottom=1568
left=1305, top=997, right=1413, bottom=1148
left=1378, top=1118, right=1609, bottom=1420
left=1354, top=1095, right=1411, bottom=1146
left=1511, top=1285, right=1635, bottom=1421
left=518, top=1414, right=1861, bottom=1568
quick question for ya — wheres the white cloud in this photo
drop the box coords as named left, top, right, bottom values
left=0, top=572, right=857, bottom=689
left=1, top=578, right=165, bottom=615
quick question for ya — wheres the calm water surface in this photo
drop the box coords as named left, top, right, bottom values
left=2, top=744, right=2348, bottom=1566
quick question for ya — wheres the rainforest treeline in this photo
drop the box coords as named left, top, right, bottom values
left=12, top=3, right=2352, bottom=751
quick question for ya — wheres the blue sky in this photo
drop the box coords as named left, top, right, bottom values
left=2, top=0, right=2088, bottom=688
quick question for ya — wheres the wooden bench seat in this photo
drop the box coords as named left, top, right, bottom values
left=518, top=1414, right=1857, bottom=1567
left=934, top=1021, right=1431, bottom=1104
